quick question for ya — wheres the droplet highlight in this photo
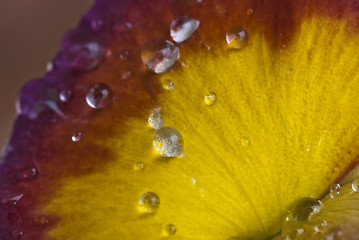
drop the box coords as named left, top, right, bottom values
left=329, top=183, right=340, bottom=199
left=86, top=83, right=114, bottom=109
left=163, top=224, right=177, bottom=236
left=204, top=91, right=216, bottom=105
left=226, top=26, right=249, bottom=50
left=59, top=90, right=72, bottom=103
left=352, top=178, right=359, bottom=192
left=148, top=112, right=164, bottom=130
left=72, top=131, right=84, bottom=142
left=138, top=192, right=160, bottom=213
left=141, top=39, right=179, bottom=74
left=153, top=127, right=184, bottom=157
left=170, top=16, right=199, bottom=43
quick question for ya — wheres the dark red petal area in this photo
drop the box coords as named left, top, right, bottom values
left=2, top=0, right=359, bottom=239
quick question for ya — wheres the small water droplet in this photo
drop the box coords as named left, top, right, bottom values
left=0, top=185, right=24, bottom=204
left=134, top=161, right=145, bottom=171
left=138, top=192, right=160, bottom=213
left=163, top=224, right=177, bottom=236
left=153, top=127, right=184, bottom=157
left=204, top=92, right=216, bottom=105
left=59, top=90, right=72, bottom=102
left=121, top=71, right=132, bottom=80
left=141, top=39, right=179, bottom=74
left=114, top=21, right=132, bottom=32
left=91, top=19, right=103, bottom=30
left=281, top=221, right=305, bottom=240
left=226, top=26, right=249, bottom=50
left=148, top=112, right=164, bottom=130
left=329, top=183, right=340, bottom=199
left=119, top=50, right=130, bottom=61
left=324, top=227, right=345, bottom=240
left=62, top=33, right=103, bottom=71
left=164, top=79, right=175, bottom=91
left=170, top=16, right=199, bottom=43
left=352, top=178, right=359, bottom=192
left=46, top=61, right=54, bottom=72
left=246, top=8, right=254, bottom=16
left=86, top=83, right=114, bottom=109
left=40, top=217, right=49, bottom=225
left=20, top=167, right=38, bottom=181
left=314, top=219, right=328, bottom=232
left=72, top=131, right=84, bottom=142
left=241, top=137, right=250, bottom=147
left=287, top=196, right=322, bottom=221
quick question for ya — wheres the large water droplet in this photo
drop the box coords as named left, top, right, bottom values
left=138, top=192, right=160, bottom=213
left=86, top=83, right=114, bottom=109
left=62, top=32, right=103, bottom=71
left=226, top=26, right=249, bottom=50
left=204, top=91, right=216, bottom=105
left=163, top=224, right=177, bottom=236
left=329, top=183, right=340, bottom=199
left=170, top=16, right=199, bottom=43
left=72, top=131, right=84, bottom=142
left=141, top=39, right=179, bottom=74
left=352, top=178, right=359, bottom=192
left=148, top=112, right=163, bottom=130
left=153, top=127, right=184, bottom=157
left=287, top=197, right=323, bottom=222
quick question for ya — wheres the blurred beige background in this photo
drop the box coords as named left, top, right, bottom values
left=0, top=1, right=94, bottom=150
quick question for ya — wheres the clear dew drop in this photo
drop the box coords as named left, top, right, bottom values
left=121, top=71, right=132, bottom=80
left=226, top=26, right=249, bottom=50
left=246, top=8, right=254, bottom=16
left=153, top=127, right=184, bottom=157
left=170, top=16, right=199, bottom=43
left=204, top=91, right=216, bottom=105
left=20, top=167, right=38, bottom=181
left=164, top=79, right=175, bottom=91
left=329, top=183, right=340, bottom=199
left=314, top=219, right=328, bottom=232
left=241, top=137, right=250, bottom=147
left=86, top=83, right=114, bottom=109
left=351, top=178, right=359, bottom=192
left=134, top=161, right=145, bottom=171
left=148, top=112, right=164, bottom=130
left=138, top=192, right=160, bottom=213
left=72, top=131, right=84, bottom=142
left=59, top=90, right=72, bottom=102
left=141, top=39, right=179, bottom=74
left=287, top=196, right=323, bottom=222
left=163, top=224, right=177, bottom=236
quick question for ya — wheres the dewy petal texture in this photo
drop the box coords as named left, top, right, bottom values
left=3, top=0, right=359, bottom=240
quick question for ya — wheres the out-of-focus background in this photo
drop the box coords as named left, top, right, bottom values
left=0, top=1, right=94, bottom=150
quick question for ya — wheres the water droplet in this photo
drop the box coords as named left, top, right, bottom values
left=246, top=8, right=254, bottom=16
left=241, top=137, right=250, bottom=147
left=287, top=197, right=323, bottom=222
left=138, top=192, right=160, bottom=213
left=329, top=183, right=340, bottom=199
left=153, top=127, right=184, bottom=157
left=40, top=217, right=49, bottom=225
left=119, top=50, right=130, bottom=61
left=72, top=131, right=84, bottom=142
left=204, top=91, right=216, bottom=105
left=148, top=112, right=163, bottom=130
left=352, top=178, right=359, bottom=192
left=314, top=219, right=328, bottom=232
left=281, top=221, right=305, bottom=240
left=121, top=71, right=132, bottom=80
left=20, top=167, right=38, bottom=181
left=164, top=79, right=175, bottom=91
left=170, top=16, right=199, bottom=43
left=226, top=26, right=249, bottom=50
left=86, top=83, right=114, bottom=109
left=163, top=224, right=177, bottom=236
left=0, top=185, right=24, bottom=204
left=134, top=161, right=145, bottom=171
left=324, top=227, right=345, bottom=240
left=46, top=61, right=54, bottom=72
left=141, top=39, right=179, bottom=74
left=62, top=34, right=103, bottom=71
left=59, top=90, right=72, bottom=102
left=114, top=21, right=133, bottom=32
